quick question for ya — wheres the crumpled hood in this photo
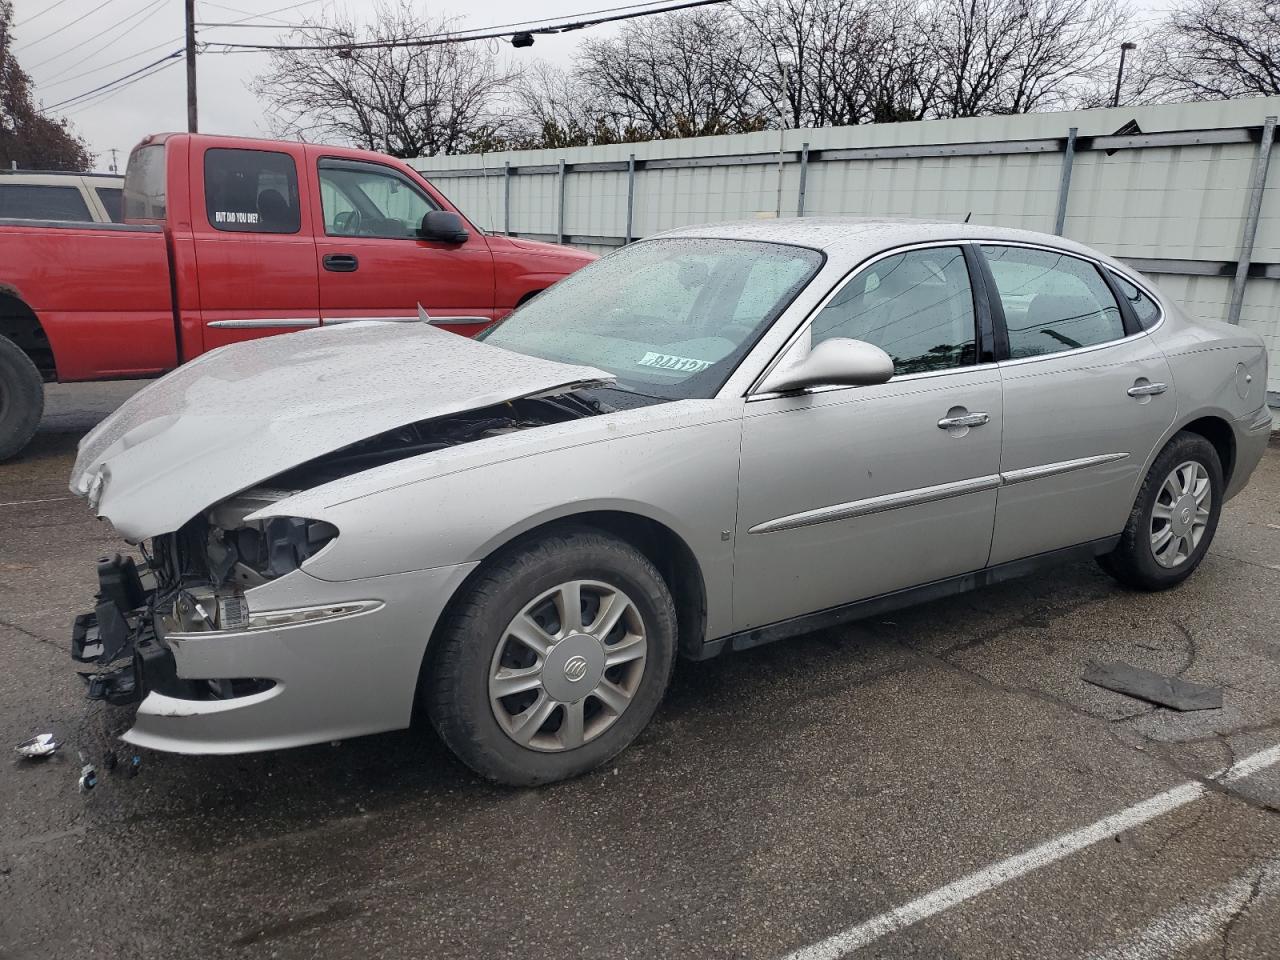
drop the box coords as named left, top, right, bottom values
left=71, top=321, right=613, bottom=541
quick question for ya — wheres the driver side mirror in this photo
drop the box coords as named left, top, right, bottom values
left=419, top=210, right=469, bottom=244
left=759, top=338, right=894, bottom=393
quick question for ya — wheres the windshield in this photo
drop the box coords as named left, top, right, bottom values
left=478, top=238, right=823, bottom=400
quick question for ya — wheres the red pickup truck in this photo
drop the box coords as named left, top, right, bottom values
left=0, top=133, right=595, bottom=460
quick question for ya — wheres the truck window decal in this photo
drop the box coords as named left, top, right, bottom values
left=213, top=211, right=260, bottom=225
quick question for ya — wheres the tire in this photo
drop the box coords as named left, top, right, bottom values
left=1098, top=431, right=1224, bottom=591
left=425, top=526, right=677, bottom=786
left=0, top=335, right=44, bottom=462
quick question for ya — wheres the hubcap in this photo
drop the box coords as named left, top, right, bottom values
left=1150, top=460, right=1212, bottom=568
left=488, top=579, right=647, bottom=753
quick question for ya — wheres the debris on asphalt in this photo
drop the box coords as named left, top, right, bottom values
left=1083, top=660, right=1223, bottom=711
left=125, top=755, right=141, bottom=778
left=14, top=733, right=60, bottom=759
left=78, top=763, right=98, bottom=792
left=103, top=750, right=118, bottom=772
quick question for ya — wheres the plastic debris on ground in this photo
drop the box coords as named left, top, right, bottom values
left=78, top=763, right=98, bottom=792
left=15, top=733, right=60, bottom=759
left=1083, top=660, right=1223, bottom=711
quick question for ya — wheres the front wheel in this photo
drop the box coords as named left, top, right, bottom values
left=1099, top=431, right=1224, bottom=590
left=425, top=527, right=676, bottom=786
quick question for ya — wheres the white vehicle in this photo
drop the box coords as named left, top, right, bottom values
left=0, top=170, right=124, bottom=223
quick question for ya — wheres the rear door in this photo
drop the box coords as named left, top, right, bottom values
left=981, top=243, right=1175, bottom=564
left=312, top=157, right=496, bottom=335
left=191, top=144, right=320, bottom=349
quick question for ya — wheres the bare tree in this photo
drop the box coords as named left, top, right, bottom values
left=253, top=1, right=516, bottom=157
left=1150, top=0, right=1280, bottom=99
left=505, top=61, right=640, bottom=148
left=575, top=9, right=770, bottom=139
left=922, top=0, right=1130, bottom=117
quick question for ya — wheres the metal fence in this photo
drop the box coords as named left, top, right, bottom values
left=412, top=98, right=1280, bottom=402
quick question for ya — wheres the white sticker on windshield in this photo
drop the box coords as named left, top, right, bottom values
left=636, top=351, right=712, bottom=373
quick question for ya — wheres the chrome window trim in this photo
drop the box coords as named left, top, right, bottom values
left=749, top=452, right=1130, bottom=535
left=745, top=238, right=987, bottom=401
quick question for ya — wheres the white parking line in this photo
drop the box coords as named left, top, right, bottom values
left=0, top=496, right=74, bottom=508
left=1086, top=860, right=1279, bottom=960
left=781, top=744, right=1280, bottom=960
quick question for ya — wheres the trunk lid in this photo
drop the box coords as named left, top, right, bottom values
left=71, top=321, right=613, bottom=541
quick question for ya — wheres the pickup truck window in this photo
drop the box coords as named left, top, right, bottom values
left=318, top=159, right=439, bottom=238
left=0, top=184, right=92, bottom=221
left=124, top=143, right=166, bottom=220
left=204, top=147, right=301, bottom=234
left=96, top=187, right=124, bottom=223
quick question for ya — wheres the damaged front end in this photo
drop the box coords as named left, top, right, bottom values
left=71, top=495, right=338, bottom=707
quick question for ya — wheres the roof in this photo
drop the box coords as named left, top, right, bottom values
left=652, top=216, right=1125, bottom=271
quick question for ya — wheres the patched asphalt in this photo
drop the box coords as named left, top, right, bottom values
left=1, top=383, right=1278, bottom=960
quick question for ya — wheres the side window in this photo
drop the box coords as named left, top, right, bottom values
left=1111, top=272, right=1161, bottom=330
left=95, top=186, right=124, bottom=222
left=123, top=143, right=166, bottom=220
left=203, top=148, right=300, bottom=234
left=318, top=161, right=438, bottom=238
left=811, top=245, right=978, bottom=375
left=984, top=246, right=1125, bottom=358
left=0, top=184, right=93, bottom=221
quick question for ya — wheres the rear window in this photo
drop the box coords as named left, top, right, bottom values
left=204, top=148, right=300, bottom=234
left=124, top=144, right=166, bottom=220
left=0, top=183, right=92, bottom=221
left=96, top=186, right=124, bottom=222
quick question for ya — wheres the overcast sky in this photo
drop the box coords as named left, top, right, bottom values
left=13, top=0, right=1176, bottom=170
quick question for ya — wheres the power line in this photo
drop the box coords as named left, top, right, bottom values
left=31, top=0, right=168, bottom=72
left=44, top=49, right=182, bottom=111
left=62, top=56, right=182, bottom=116
left=37, top=35, right=183, bottom=89
left=14, top=0, right=74, bottom=28
left=203, top=0, right=730, bottom=53
left=17, top=0, right=125, bottom=50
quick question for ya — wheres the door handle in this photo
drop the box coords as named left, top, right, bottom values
left=937, top=412, right=990, bottom=429
left=323, top=253, right=359, bottom=273
left=1127, top=382, right=1168, bottom=397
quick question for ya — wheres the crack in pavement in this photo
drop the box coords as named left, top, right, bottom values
left=1219, top=868, right=1266, bottom=960
left=0, top=617, right=61, bottom=648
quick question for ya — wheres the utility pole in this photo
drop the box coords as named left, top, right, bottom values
left=185, top=0, right=198, bottom=132
left=108, top=148, right=119, bottom=173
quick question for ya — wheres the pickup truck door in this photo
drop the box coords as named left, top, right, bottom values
left=311, top=157, right=497, bottom=336
left=191, top=144, right=320, bottom=349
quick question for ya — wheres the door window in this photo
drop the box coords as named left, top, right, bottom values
left=1111, top=272, right=1161, bottom=330
left=984, top=246, right=1125, bottom=358
left=318, top=161, right=439, bottom=238
left=95, top=186, right=124, bottom=222
left=0, top=183, right=92, bottom=221
left=810, top=245, right=978, bottom=375
left=203, top=148, right=301, bottom=234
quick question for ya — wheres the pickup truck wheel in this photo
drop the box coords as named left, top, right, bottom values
left=425, top=527, right=676, bottom=786
left=0, top=335, right=44, bottom=461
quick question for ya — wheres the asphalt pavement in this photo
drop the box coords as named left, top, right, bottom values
left=2, top=382, right=1279, bottom=960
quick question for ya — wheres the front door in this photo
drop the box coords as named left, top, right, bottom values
left=733, top=244, right=1003, bottom=631
left=979, top=244, right=1176, bottom=564
left=313, top=157, right=496, bottom=335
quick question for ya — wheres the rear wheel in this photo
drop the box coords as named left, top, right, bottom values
left=0, top=335, right=44, bottom=461
left=425, top=527, right=676, bottom=786
left=1099, top=431, right=1223, bottom=590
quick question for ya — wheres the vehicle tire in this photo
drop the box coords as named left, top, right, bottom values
left=0, top=335, right=44, bottom=462
left=425, top=526, right=677, bottom=786
left=1098, top=431, right=1223, bottom=591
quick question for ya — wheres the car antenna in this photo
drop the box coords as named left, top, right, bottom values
left=964, top=211, right=972, bottom=223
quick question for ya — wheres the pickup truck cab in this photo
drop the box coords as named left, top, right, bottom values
left=0, top=170, right=124, bottom=223
left=0, top=133, right=595, bottom=460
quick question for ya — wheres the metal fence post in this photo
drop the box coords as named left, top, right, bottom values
left=557, top=159, right=567, bottom=244
left=625, top=153, right=636, bottom=244
left=797, top=142, right=810, bottom=217
left=1229, top=115, right=1277, bottom=324
left=503, top=161, right=511, bottom=236
left=1053, top=127, right=1077, bottom=236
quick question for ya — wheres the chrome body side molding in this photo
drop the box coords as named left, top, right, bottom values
left=749, top=453, right=1130, bottom=535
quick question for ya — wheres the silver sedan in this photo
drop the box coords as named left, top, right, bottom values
left=69, top=218, right=1272, bottom=785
